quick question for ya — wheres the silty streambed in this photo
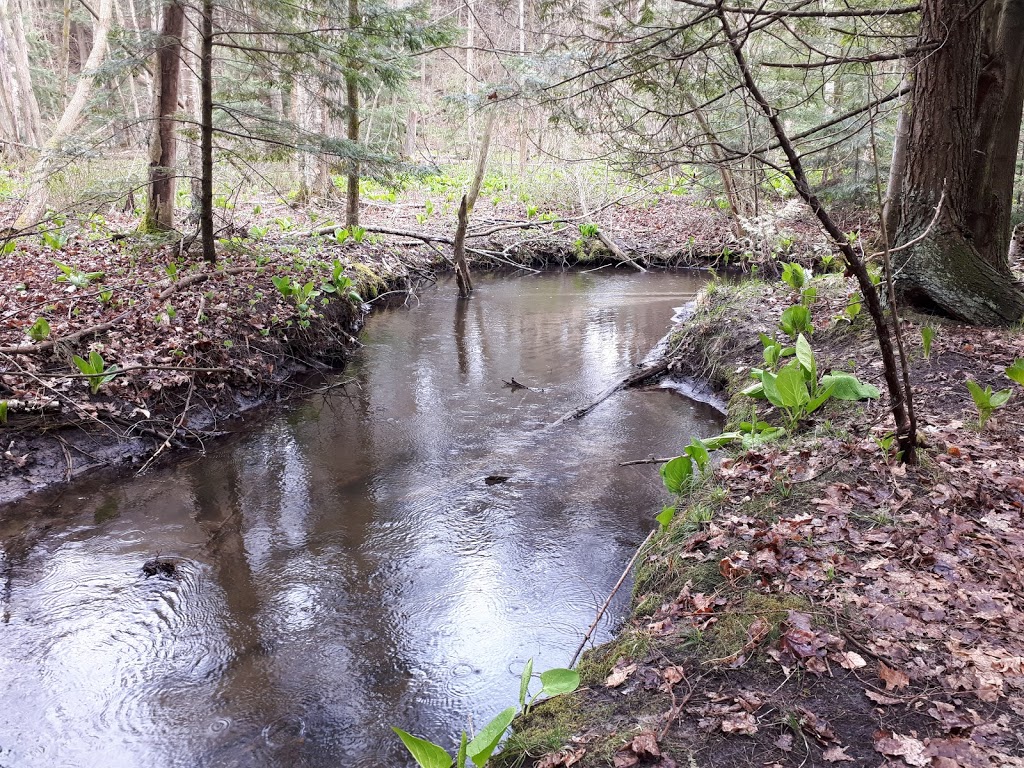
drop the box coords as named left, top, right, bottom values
left=0, top=270, right=723, bottom=767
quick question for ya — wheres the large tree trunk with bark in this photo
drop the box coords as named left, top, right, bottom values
left=964, top=0, right=1024, bottom=273
left=13, top=0, right=112, bottom=230
left=141, top=0, right=184, bottom=233
left=893, top=0, right=1024, bottom=326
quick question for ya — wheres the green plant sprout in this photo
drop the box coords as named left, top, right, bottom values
left=72, top=351, right=121, bottom=394
left=392, top=660, right=580, bottom=768
left=28, top=317, right=50, bottom=342
left=921, top=325, right=936, bottom=360
left=54, top=261, right=103, bottom=290
left=742, top=334, right=878, bottom=430
left=1005, top=359, right=1024, bottom=387
left=778, top=304, right=813, bottom=337
left=966, top=380, right=1012, bottom=429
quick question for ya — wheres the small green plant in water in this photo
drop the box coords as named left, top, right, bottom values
left=921, top=325, right=936, bottom=360
left=966, top=380, right=1012, bottom=430
left=392, top=660, right=579, bottom=768
left=72, top=351, right=121, bottom=394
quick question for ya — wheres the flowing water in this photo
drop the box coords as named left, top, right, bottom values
left=0, top=270, right=722, bottom=768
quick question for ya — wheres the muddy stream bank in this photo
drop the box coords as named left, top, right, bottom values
left=0, top=270, right=722, bottom=767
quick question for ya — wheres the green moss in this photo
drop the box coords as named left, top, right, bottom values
left=493, top=694, right=592, bottom=767
left=701, top=592, right=811, bottom=662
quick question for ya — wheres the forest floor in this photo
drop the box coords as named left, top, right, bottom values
left=496, top=277, right=1024, bottom=768
left=0, top=185, right=862, bottom=506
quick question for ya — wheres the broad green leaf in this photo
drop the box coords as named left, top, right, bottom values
left=741, top=381, right=766, bottom=399
left=702, top=432, right=741, bottom=450
left=965, top=379, right=987, bottom=408
left=990, top=389, right=1013, bottom=408
left=466, top=706, right=516, bottom=767
left=759, top=332, right=776, bottom=349
left=28, top=317, right=50, bottom=342
left=794, top=334, right=815, bottom=381
left=540, top=669, right=580, bottom=696
left=0, top=400, right=7, bottom=424
left=685, top=438, right=710, bottom=471
left=820, top=372, right=880, bottom=401
left=806, top=382, right=836, bottom=415
left=392, top=728, right=452, bottom=768
left=656, top=505, right=676, bottom=529
left=1007, top=359, right=1024, bottom=387
left=774, top=361, right=810, bottom=408
left=660, top=455, right=693, bottom=494
left=72, top=354, right=91, bottom=375
left=761, top=370, right=783, bottom=408
left=519, top=658, right=534, bottom=711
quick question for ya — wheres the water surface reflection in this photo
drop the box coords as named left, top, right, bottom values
left=0, top=271, right=722, bottom=767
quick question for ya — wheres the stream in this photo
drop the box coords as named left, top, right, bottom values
left=0, top=270, right=723, bottom=768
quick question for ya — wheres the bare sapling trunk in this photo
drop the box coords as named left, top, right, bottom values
left=453, top=195, right=472, bottom=297
left=0, top=0, right=42, bottom=149
left=142, top=0, right=184, bottom=233
left=199, top=0, right=215, bottom=262
left=882, top=75, right=912, bottom=245
left=686, top=93, right=748, bottom=239
left=345, top=0, right=360, bottom=228
left=13, top=0, right=113, bottom=230
left=718, top=8, right=918, bottom=463
left=465, top=103, right=497, bottom=214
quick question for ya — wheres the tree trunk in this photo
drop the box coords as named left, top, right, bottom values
left=344, top=0, right=360, bottom=228
left=686, top=93, right=747, bottom=238
left=13, top=0, right=112, bottom=230
left=199, top=0, right=216, bottom=262
left=0, top=0, right=41, bottom=149
left=141, top=0, right=184, bottom=233
left=894, top=0, right=1024, bottom=325
left=466, top=104, right=497, bottom=214
left=882, top=75, right=912, bottom=245
left=453, top=194, right=472, bottom=298
left=964, top=0, right=1024, bottom=272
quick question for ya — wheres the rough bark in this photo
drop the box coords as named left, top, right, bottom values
left=964, top=0, right=1024, bottom=272
left=894, top=0, right=1024, bottom=325
left=453, top=194, right=472, bottom=298
left=344, top=0, right=360, bottom=228
left=141, top=0, right=184, bottom=233
left=13, top=0, right=113, bottom=230
left=199, top=0, right=216, bottom=263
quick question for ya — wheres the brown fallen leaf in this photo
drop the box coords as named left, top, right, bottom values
left=873, top=731, right=929, bottom=767
left=537, top=748, right=586, bottom=768
left=795, top=707, right=837, bottom=743
left=774, top=733, right=794, bottom=752
left=878, top=662, right=910, bottom=691
left=613, top=751, right=639, bottom=768
left=605, top=662, right=638, bottom=688
left=834, top=651, right=867, bottom=670
left=721, top=711, right=758, bottom=735
left=822, top=745, right=855, bottom=763
left=630, top=731, right=661, bottom=760
left=865, top=688, right=902, bottom=706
